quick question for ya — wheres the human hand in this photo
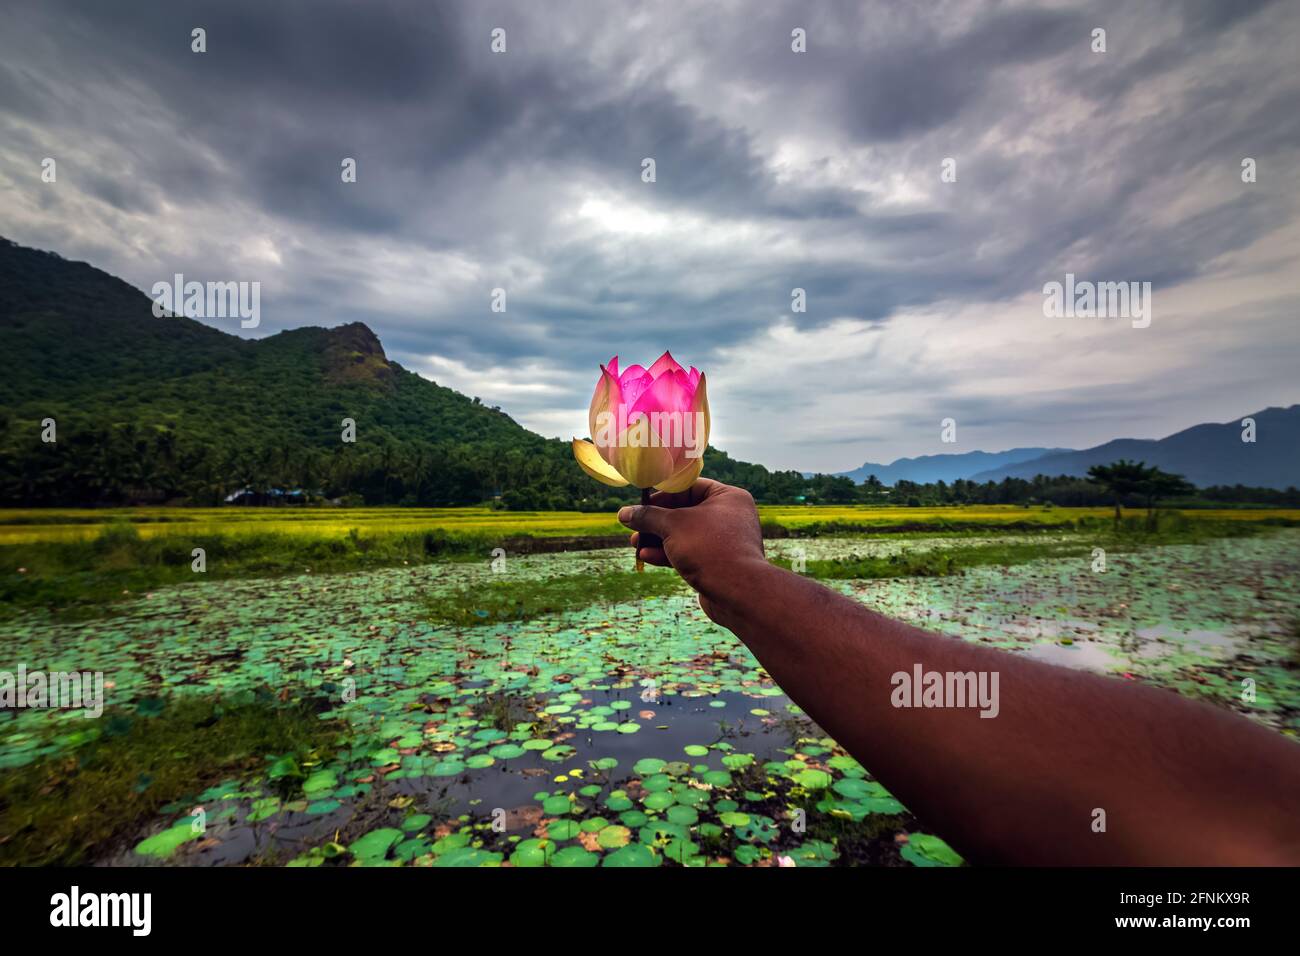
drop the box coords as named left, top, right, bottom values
left=617, top=479, right=767, bottom=616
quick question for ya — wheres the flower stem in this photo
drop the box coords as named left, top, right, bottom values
left=634, top=487, right=660, bottom=573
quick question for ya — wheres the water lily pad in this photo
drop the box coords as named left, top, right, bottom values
left=665, top=805, right=699, bottom=826
left=349, top=828, right=404, bottom=864
left=643, top=791, right=675, bottom=811
left=662, top=838, right=700, bottom=863
left=603, top=792, right=633, bottom=812
left=551, top=845, right=599, bottom=867
left=431, top=846, right=503, bottom=867
left=510, top=838, right=556, bottom=867
left=546, top=819, right=581, bottom=840
left=597, top=825, right=632, bottom=848
left=302, top=769, right=338, bottom=796
left=134, top=822, right=199, bottom=858
left=602, top=843, right=660, bottom=867
left=794, top=768, right=831, bottom=789
left=901, top=833, right=964, bottom=867
left=641, top=773, right=673, bottom=792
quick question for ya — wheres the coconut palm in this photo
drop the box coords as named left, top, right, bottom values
left=1086, top=460, right=1154, bottom=527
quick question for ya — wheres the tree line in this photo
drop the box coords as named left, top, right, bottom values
left=1, top=420, right=1295, bottom=510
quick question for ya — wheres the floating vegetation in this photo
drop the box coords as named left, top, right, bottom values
left=423, top=568, right=685, bottom=626
left=1, top=528, right=1296, bottom=866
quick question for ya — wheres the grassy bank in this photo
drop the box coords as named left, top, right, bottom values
left=0, top=522, right=501, bottom=618
left=424, top=567, right=687, bottom=626
left=0, top=691, right=345, bottom=866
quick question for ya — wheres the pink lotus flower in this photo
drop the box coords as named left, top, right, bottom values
left=571, top=351, right=709, bottom=491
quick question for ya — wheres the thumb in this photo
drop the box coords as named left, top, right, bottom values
left=617, top=504, right=675, bottom=538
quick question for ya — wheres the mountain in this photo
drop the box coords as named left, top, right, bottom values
left=0, top=238, right=539, bottom=452
left=837, top=448, right=1071, bottom=486
left=968, top=408, right=1300, bottom=490
left=0, top=237, right=575, bottom=505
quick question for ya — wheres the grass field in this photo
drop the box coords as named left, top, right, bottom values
left=3, top=504, right=1299, bottom=544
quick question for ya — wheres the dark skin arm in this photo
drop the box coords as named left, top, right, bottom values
left=621, top=479, right=1300, bottom=865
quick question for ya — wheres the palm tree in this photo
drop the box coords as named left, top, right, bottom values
left=1087, top=460, right=1154, bottom=527
left=1140, top=467, right=1194, bottom=527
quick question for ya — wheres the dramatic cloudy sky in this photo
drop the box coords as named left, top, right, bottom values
left=3, top=0, right=1298, bottom=471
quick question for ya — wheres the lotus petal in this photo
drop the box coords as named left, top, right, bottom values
left=571, top=438, right=629, bottom=487
left=655, top=456, right=703, bottom=493
left=689, top=372, right=710, bottom=454
left=646, top=350, right=685, bottom=380
left=589, top=364, right=622, bottom=465
left=611, top=422, right=677, bottom=488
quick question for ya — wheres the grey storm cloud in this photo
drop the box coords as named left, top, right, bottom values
left=2, top=0, right=1298, bottom=470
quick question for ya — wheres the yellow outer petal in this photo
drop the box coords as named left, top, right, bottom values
left=691, top=372, right=710, bottom=454
left=611, top=421, right=677, bottom=488
left=654, top=456, right=703, bottom=493
left=588, top=368, right=617, bottom=465
left=571, top=438, right=629, bottom=487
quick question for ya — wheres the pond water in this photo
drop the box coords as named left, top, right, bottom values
left=3, top=530, right=1297, bottom=866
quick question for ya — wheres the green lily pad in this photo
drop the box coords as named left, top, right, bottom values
left=901, top=833, right=964, bottom=867
left=551, top=845, right=599, bottom=867
left=349, top=828, right=404, bottom=864
left=602, top=843, right=660, bottom=867
left=597, top=825, right=632, bottom=848
left=134, top=822, right=199, bottom=858
left=546, top=819, right=581, bottom=840
left=794, top=768, right=831, bottom=789
left=510, top=838, right=556, bottom=867
left=542, top=795, right=574, bottom=815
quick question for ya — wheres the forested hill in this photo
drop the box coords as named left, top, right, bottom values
left=0, top=238, right=581, bottom=505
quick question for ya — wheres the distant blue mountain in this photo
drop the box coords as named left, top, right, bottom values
left=836, top=447, right=1071, bottom=486
left=969, top=406, right=1300, bottom=490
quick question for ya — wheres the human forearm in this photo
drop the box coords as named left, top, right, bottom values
left=699, top=560, right=1300, bottom=865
